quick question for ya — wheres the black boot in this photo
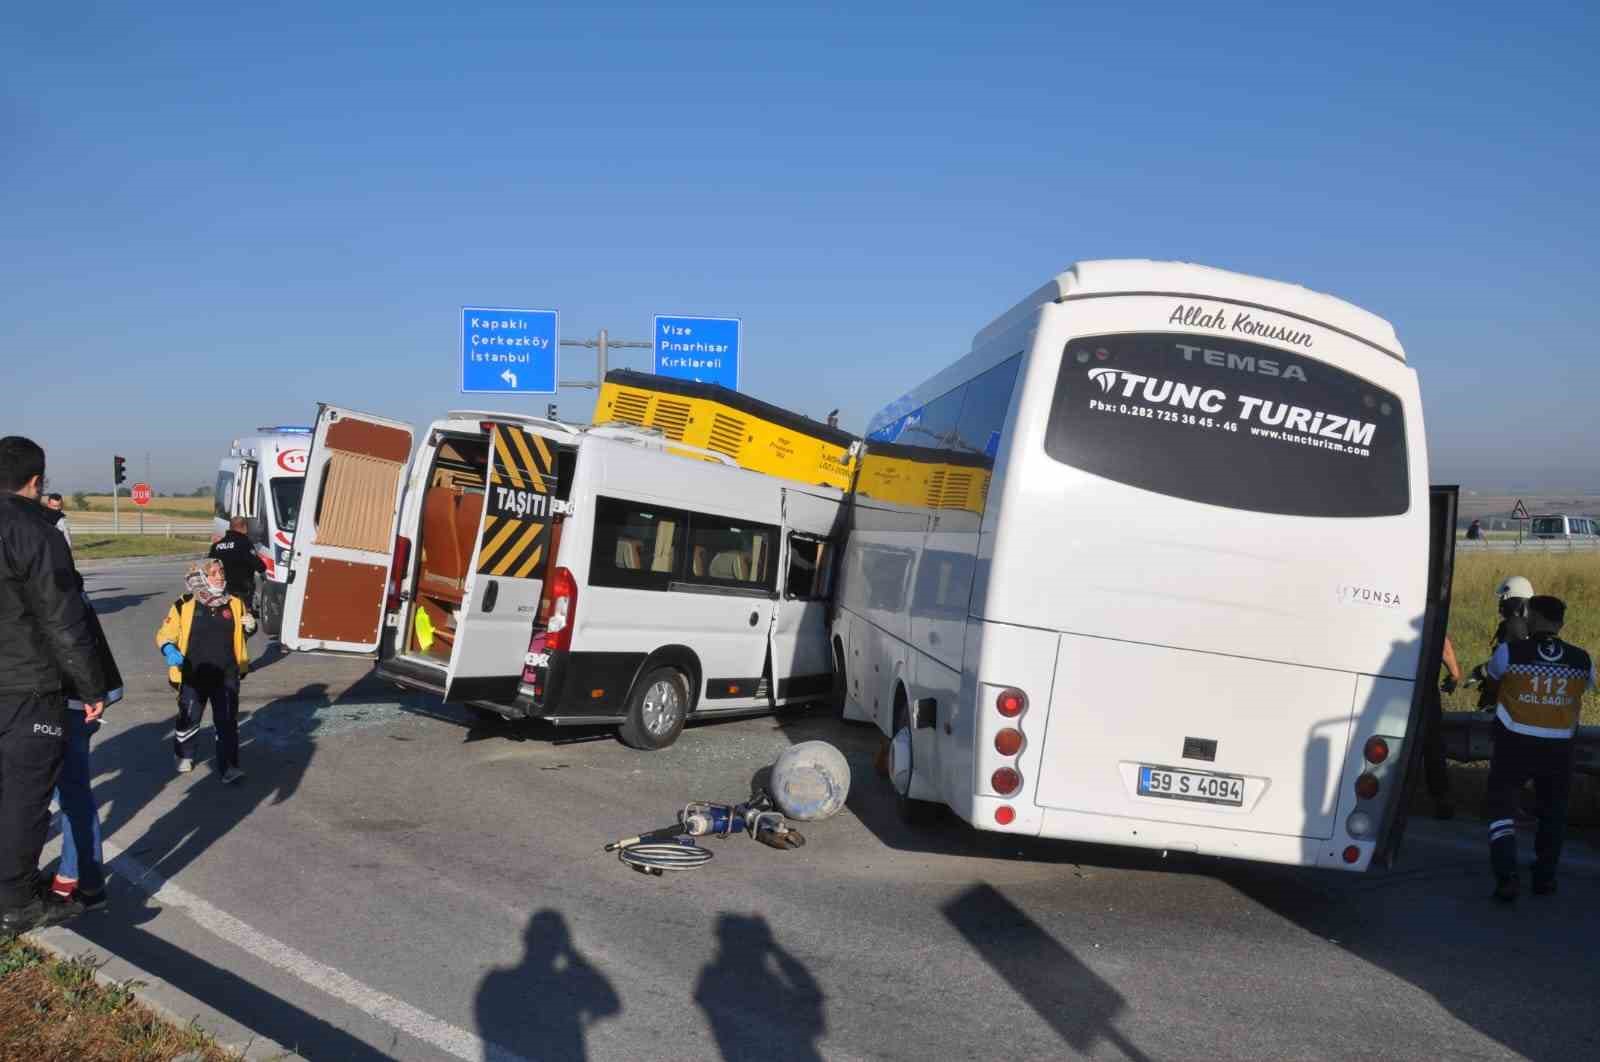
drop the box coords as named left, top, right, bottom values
left=0, top=891, right=84, bottom=936
left=1492, top=876, right=1520, bottom=904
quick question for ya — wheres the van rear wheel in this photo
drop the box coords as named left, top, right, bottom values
left=619, top=667, right=689, bottom=750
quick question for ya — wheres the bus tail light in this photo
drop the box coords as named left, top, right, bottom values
left=387, top=535, right=411, bottom=612
left=994, top=728, right=1023, bottom=757
left=1363, top=737, right=1390, bottom=765
left=544, top=567, right=577, bottom=652
left=1346, top=810, right=1373, bottom=838
left=991, top=767, right=1021, bottom=796
left=994, top=805, right=1016, bottom=826
left=1342, top=846, right=1361, bottom=865
left=1354, top=773, right=1379, bottom=800
left=996, top=688, right=1027, bottom=718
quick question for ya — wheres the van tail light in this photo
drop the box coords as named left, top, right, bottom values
left=1354, top=773, right=1380, bottom=800
left=994, top=728, right=1023, bottom=757
left=1363, top=736, right=1390, bottom=764
left=996, top=688, right=1027, bottom=718
left=387, top=536, right=411, bottom=612
left=544, top=566, right=577, bottom=652
left=991, top=767, right=1022, bottom=796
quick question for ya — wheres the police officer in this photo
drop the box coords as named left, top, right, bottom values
left=207, top=516, right=264, bottom=628
left=1481, top=595, right=1595, bottom=901
left=0, top=436, right=107, bottom=935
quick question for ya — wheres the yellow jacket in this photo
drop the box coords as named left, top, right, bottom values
left=155, top=593, right=250, bottom=687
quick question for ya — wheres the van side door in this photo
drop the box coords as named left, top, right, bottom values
left=769, top=488, right=844, bottom=704
left=280, top=405, right=415, bottom=657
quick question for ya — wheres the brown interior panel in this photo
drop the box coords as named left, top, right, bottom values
left=318, top=452, right=405, bottom=552
left=299, top=558, right=387, bottom=644
left=326, top=417, right=412, bottom=463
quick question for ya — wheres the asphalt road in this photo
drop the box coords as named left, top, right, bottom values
left=34, top=557, right=1600, bottom=1061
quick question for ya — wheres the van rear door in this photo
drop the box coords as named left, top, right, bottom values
left=444, top=423, right=563, bottom=704
left=280, top=405, right=415, bottom=657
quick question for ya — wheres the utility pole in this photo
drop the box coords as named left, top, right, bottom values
left=559, top=328, right=650, bottom=390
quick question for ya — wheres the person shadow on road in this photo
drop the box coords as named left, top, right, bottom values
left=474, top=909, right=620, bottom=1062
left=694, top=913, right=826, bottom=1062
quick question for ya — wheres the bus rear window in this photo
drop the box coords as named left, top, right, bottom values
left=1044, top=333, right=1409, bottom=518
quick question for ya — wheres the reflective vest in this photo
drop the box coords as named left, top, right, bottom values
left=1489, top=635, right=1595, bottom=739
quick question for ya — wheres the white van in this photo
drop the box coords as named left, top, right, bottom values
left=1529, top=514, right=1600, bottom=541
left=213, top=428, right=311, bottom=637
left=280, top=407, right=843, bottom=748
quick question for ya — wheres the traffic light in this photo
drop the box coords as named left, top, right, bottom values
left=113, top=455, right=126, bottom=485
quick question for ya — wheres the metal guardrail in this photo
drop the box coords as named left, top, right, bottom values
left=1454, top=538, right=1600, bottom=552
left=1441, top=713, right=1600, bottom=775
left=65, top=521, right=214, bottom=537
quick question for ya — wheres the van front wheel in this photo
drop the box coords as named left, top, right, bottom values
left=619, top=667, right=689, bottom=750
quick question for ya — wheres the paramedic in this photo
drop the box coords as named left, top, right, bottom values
left=1482, top=596, right=1595, bottom=901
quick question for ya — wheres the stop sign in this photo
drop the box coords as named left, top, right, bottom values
left=131, top=482, right=153, bottom=507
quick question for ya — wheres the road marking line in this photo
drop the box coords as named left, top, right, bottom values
left=101, top=839, right=530, bottom=1062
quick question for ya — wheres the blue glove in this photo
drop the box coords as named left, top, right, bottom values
left=161, top=644, right=184, bottom=668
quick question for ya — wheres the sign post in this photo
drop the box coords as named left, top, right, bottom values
left=461, top=307, right=558, bottom=395
left=132, top=482, right=151, bottom=534
left=1511, top=498, right=1530, bottom=544
left=653, top=315, right=741, bottom=390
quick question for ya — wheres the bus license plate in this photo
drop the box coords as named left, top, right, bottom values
left=1138, top=765, right=1244, bottom=807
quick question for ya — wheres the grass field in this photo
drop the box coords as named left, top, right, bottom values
left=71, top=536, right=210, bottom=562
left=70, top=494, right=214, bottom=519
left=0, top=938, right=233, bottom=1061
left=1443, top=550, right=1600, bottom=724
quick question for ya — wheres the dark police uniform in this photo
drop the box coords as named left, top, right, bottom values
left=0, top=495, right=106, bottom=911
left=207, top=530, right=266, bottom=604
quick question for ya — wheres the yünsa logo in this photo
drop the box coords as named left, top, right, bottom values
left=1088, top=367, right=1120, bottom=393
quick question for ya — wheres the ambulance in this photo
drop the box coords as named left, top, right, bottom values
left=212, top=427, right=311, bottom=637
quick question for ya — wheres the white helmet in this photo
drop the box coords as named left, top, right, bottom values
left=1497, top=575, right=1534, bottom=602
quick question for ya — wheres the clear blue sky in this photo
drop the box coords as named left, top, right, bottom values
left=2, top=1, right=1595, bottom=494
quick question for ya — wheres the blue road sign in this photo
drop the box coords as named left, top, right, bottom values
left=461, top=307, right=558, bottom=394
left=653, top=315, right=740, bottom=390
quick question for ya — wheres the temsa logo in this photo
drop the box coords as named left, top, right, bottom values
left=276, top=448, right=308, bottom=473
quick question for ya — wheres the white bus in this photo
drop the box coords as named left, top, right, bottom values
left=832, top=259, right=1447, bottom=871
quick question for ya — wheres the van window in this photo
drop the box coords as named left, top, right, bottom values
left=213, top=471, right=235, bottom=520
left=1530, top=517, right=1564, bottom=536
left=1045, top=332, right=1410, bottom=518
left=686, top=513, right=776, bottom=591
left=589, top=496, right=684, bottom=590
left=785, top=535, right=834, bottom=600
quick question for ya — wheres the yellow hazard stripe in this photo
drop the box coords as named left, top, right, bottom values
left=508, top=428, right=546, bottom=494
left=512, top=543, right=545, bottom=580
left=529, top=432, right=553, bottom=474
left=491, top=521, right=542, bottom=576
left=493, top=429, right=525, bottom=489
left=479, top=514, right=521, bottom=565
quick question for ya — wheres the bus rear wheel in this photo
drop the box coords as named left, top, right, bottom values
left=890, top=696, right=944, bottom=826
left=619, top=667, right=689, bottom=751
